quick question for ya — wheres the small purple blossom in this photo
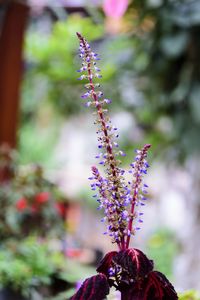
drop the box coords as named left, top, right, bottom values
left=84, top=101, right=92, bottom=107
left=103, top=98, right=112, bottom=104
left=119, top=150, right=126, bottom=156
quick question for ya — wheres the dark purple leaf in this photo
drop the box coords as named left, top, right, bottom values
left=121, top=271, right=178, bottom=300
left=143, top=271, right=178, bottom=300
left=70, top=274, right=110, bottom=300
left=97, top=248, right=153, bottom=291
left=114, top=248, right=154, bottom=281
left=120, top=282, right=145, bottom=300
left=96, top=251, right=118, bottom=276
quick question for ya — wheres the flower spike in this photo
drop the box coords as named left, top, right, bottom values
left=77, top=32, right=151, bottom=250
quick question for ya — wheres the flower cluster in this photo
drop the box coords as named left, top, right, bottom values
left=77, top=32, right=151, bottom=250
left=16, top=192, right=50, bottom=213
left=16, top=192, right=67, bottom=219
left=0, top=149, right=66, bottom=241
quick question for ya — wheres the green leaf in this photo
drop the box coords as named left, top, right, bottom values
left=160, top=32, right=188, bottom=58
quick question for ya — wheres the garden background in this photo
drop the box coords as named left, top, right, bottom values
left=0, top=0, right=200, bottom=299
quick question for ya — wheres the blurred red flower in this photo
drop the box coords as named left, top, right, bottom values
left=55, top=202, right=66, bottom=218
left=16, top=197, right=28, bottom=211
left=35, top=192, right=49, bottom=204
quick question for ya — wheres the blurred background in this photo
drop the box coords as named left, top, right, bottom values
left=0, top=0, right=200, bottom=299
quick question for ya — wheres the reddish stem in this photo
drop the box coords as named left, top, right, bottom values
left=125, top=144, right=151, bottom=249
left=125, top=175, right=140, bottom=249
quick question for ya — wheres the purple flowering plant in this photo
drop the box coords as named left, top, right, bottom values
left=70, top=33, right=178, bottom=300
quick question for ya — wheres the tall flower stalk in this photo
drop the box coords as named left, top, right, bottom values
left=70, top=33, right=178, bottom=300
left=77, top=32, right=151, bottom=251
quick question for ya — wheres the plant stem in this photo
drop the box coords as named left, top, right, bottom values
left=125, top=144, right=151, bottom=249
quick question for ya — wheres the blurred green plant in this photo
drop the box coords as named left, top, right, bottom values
left=127, top=0, right=200, bottom=160
left=20, top=14, right=135, bottom=165
left=19, top=15, right=113, bottom=165
left=22, top=15, right=106, bottom=119
left=0, top=236, right=95, bottom=299
left=18, top=112, right=59, bottom=166
left=179, top=290, right=200, bottom=300
left=25, top=16, right=104, bottom=81
left=146, top=228, right=179, bottom=278
left=0, top=145, right=66, bottom=240
left=0, top=237, right=70, bottom=297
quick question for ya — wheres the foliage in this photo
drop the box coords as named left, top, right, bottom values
left=18, top=117, right=59, bottom=166
left=147, top=228, right=179, bottom=278
left=0, top=145, right=66, bottom=240
left=20, top=13, right=136, bottom=165
left=22, top=15, right=106, bottom=119
left=72, top=249, right=177, bottom=300
left=127, top=0, right=200, bottom=160
left=0, top=237, right=66, bottom=296
left=179, top=290, right=200, bottom=300
left=0, top=237, right=95, bottom=298
left=19, top=15, right=113, bottom=165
